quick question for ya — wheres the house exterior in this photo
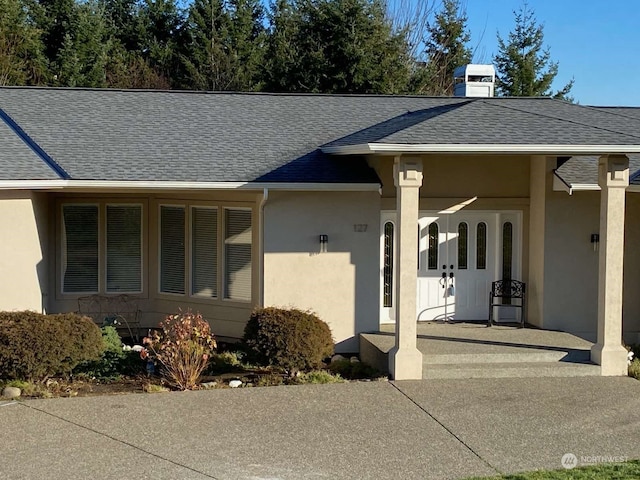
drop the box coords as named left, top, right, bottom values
left=1, top=86, right=640, bottom=379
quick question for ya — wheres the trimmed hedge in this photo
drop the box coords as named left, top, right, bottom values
left=243, top=307, right=334, bottom=372
left=0, top=311, right=104, bottom=381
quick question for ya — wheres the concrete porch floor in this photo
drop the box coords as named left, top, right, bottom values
left=360, top=322, right=602, bottom=379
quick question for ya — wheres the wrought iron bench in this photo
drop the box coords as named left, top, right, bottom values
left=488, top=280, right=526, bottom=327
left=78, top=294, right=141, bottom=341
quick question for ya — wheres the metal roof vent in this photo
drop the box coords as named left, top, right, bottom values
left=454, top=64, right=496, bottom=97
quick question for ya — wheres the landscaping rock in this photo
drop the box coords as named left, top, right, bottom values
left=331, top=354, right=346, bottom=363
left=350, top=356, right=360, bottom=363
left=2, top=387, right=21, bottom=399
left=228, top=380, right=242, bottom=388
left=132, top=345, right=144, bottom=352
left=201, top=381, right=217, bottom=389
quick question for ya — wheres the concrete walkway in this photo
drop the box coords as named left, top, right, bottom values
left=1, top=377, right=639, bottom=480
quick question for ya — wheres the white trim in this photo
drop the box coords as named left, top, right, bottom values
left=552, top=174, right=601, bottom=194
left=0, top=180, right=380, bottom=191
left=322, top=143, right=640, bottom=156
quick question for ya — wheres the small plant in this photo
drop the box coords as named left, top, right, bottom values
left=629, top=359, right=640, bottom=380
left=0, top=311, right=103, bottom=381
left=74, top=326, right=144, bottom=379
left=207, top=351, right=245, bottom=374
left=297, top=370, right=343, bottom=384
left=143, top=310, right=217, bottom=390
left=143, top=383, right=169, bottom=393
left=243, top=307, right=334, bottom=375
left=328, top=359, right=382, bottom=380
left=256, top=373, right=284, bottom=387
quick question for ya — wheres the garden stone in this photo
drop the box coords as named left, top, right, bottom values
left=201, top=381, right=217, bottom=389
left=350, top=356, right=360, bottom=363
left=228, top=380, right=242, bottom=388
left=2, top=387, right=21, bottom=399
left=331, top=354, right=346, bottom=363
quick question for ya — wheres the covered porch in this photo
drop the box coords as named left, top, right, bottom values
left=361, top=322, right=601, bottom=379
left=371, top=154, right=630, bottom=379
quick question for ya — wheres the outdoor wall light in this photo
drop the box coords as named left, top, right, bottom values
left=591, top=233, right=600, bottom=252
left=319, top=234, right=328, bottom=253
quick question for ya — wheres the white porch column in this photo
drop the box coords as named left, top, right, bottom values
left=389, top=156, right=423, bottom=380
left=591, top=154, right=629, bottom=376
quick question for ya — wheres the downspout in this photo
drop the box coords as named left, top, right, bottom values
left=258, top=188, right=269, bottom=306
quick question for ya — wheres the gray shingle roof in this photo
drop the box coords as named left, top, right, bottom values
left=1, top=88, right=640, bottom=184
left=0, top=112, right=61, bottom=180
left=325, top=98, right=640, bottom=147
left=556, top=154, right=640, bottom=187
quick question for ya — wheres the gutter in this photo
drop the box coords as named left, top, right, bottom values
left=322, top=143, right=640, bottom=156
left=258, top=188, right=269, bottom=307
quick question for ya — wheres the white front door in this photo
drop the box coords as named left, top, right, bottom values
left=380, top=210, right=521, bottom=323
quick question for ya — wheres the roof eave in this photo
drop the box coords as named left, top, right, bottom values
left=322, top=143, right=640, bottom=156
left=0, top=180, right=381, bottom=192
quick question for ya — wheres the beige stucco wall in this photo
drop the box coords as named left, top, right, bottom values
left=542, top=187, right=640, bottom=344
left=263, top=191, right=381, bottom=352
left=542, top=190, right=600, bottom=339
left=373, top=154, right=531, bottom=199
left=0, top=191, right=49, bottom=312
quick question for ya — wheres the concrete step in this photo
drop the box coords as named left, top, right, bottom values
left=422, top=349, right=591, bottom=365
left=422, top=361, right=601, bottom=379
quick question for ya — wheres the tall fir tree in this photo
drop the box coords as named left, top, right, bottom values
left=264, top=0, right=412, bottom=94
left=493, top=2, right=573, bottom=98
left=415, top=0, right=472, bottom=95
left=0, top=0, right=48, bottom=85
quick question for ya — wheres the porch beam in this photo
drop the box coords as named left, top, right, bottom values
left=591, top=154, right=629, bottom=376
left=389, top=156, right=423, bottom=380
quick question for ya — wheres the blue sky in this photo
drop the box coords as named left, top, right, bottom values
left=459, top=0, right=640, bottom=105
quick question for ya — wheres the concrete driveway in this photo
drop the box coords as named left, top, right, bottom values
left=1, top=377, right=639, bottom=479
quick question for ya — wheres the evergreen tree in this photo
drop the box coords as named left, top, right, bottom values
left=179, top=0, right=233, bottom=90
left=0, top=0, right=47, bottom=85
left=55, top=0, right=110, bottom=87
left=264, top=0, right=412, bottom=94
left=493, top=2, right=573, bottom=98
left=262, top=0, right=299, bottom=91
left=415, top=0, right=472, bottom=95
left=137, top=0, right=181, bottom=81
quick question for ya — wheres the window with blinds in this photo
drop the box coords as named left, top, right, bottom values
left=192, top=207, right=218, bottom=298
left=106, top=205, right=142, bottom=293
left=224, top=209, right=252, bottom=301
left=62, top=204, right=99, bottom=293
left=160, top=206, right=186, bottom=294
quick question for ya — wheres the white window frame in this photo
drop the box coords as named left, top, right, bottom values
left=59, top=200, right=145, bottom=296
left=157, top=201, right=254, bottom=304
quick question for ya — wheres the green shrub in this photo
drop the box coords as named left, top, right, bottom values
left=243, top=307, right=334, bottom=374
left=74, top=326, right=144, bottom=379
left=144, top=310, right=217, bottom=390
left=0, top=311, right=104, bottom=381
left=328, top=359, right=381, bottom=380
